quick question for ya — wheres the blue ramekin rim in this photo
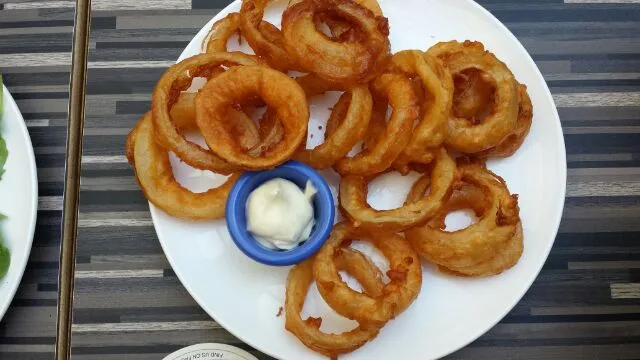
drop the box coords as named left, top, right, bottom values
left=225, top=160, right=335, bottom=266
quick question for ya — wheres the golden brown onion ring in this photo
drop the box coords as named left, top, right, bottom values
left=313, top=222, right=422, bottom=327
left=440, top=222, right=523, bottom=277
left=285, top=250, right=383, bottom=359
left=282, top=0, right=391, bottom=86
left=333, top=248, right=385, bottom=298
left=426, top=40, right=486, bottom=62
left=358, top=100, right=387, bottom=153
left=128, top=113, right=237, bottom=220
left=295, top=86, right=372, bottom=169
left=418, top=182, right=523, bottom=276
left=427, top=41, right=519, bottom=153
left=388, top=51, right=454, bottom=173
left=335, top=72, right=419, bottom=176
left=168, top=92, right=200, bottom=132
left=201, top=13, right=242, bottom=53
left=295, top=73, right=342, bottom=96
left=404, top=160, right=521, bottom=274
left=167, top=65, right=225, bottom=132
left=239, top=0, right=299, bottom=70
left=195, top=65, right=309, bottom=170
left=290, top=0, right=383, bottom=40
left=152, top=52, right=262, bottom=174
left=203, top=10, right=289, bottom=64
left=170, top=92, right=261, bottom=152
left=339, top=148, right=457, bottom=232
left=444, top=50, right=519, bottom=153
left=289, top=0, right=382, bottom=14
left=474, top=83, right=533, bottom=158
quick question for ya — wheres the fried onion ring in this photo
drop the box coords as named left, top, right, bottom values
left=294, top=86, right=372, bottom=169
left=439, top=222, right=524, bottom=277
left=282, top=0, right=391, bottom=86
left=426, top=40, right=486, bottom=62
left=128, top=113, right=238, bottom=220
left=388, top=51, right=454, bottom=173
left=202, top=13, right=242, bottom=53
left=285, top=250, right=383, bottom=358
left=358, top=99, right=387, bottom=153
left=195, top=65, right=309, bottom=170
left=296, top=73, right=343, bottom=95
left=168, top=64, right=227, bottom=132
left=474, top=83, right=533, bottom=158
left=202, top=12, right=285, bottom=56
left=335, top=73, right=418, bottom=176
left=152, top=52, right=262, bottom=174
left=427, top=41, right=519, bottom=153
left=339, top=148, right=457, bottom=232
left=404, top=160, right=522, bottom=275
left=170, top=92, right=261, bottom=152
left=291, top=0, right=382, bottom=40
left=445, top=53, right=518, bottom=153
left=418, top=182, right=523, bottom=276
left=240, top=0, right=299, bottom=70
left=313, top=222, right=422, bottom=327
left=333, top=247, right=385, bottom=298
left=168, top=92, right=201, bottom=132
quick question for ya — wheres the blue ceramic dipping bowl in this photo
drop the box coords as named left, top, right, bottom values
left=225, top=161, right=335, bottom=266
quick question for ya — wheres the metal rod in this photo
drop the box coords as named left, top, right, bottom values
left=55, top=0, right=92, bottom=358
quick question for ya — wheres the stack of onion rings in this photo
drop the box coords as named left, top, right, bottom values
left=313, top=222, right=422, bottom=327
left=151, top=52, right=263, bottom=174
left=284, top=248, right=384, bottom=359
left=125, top=1, right=535, bottom=357
left=284, top=222, right=422, bottom=357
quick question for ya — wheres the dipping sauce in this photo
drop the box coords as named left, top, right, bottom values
left=246, top=178, right=317, bottom=250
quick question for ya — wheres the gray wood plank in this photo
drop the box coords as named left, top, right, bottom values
left=0, top=1, right=73, bottom=358
left=69, top=0, right=640, bottom=359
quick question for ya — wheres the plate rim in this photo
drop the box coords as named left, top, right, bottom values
left=0, top=84, right=39, bottom=321
left=151, top=0, right=568, bottom=358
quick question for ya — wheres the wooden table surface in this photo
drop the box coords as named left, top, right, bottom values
left=3, top=0, right=640, bottom=359
left=0, top=0, right=74, bottom=358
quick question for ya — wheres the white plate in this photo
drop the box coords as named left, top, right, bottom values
left=0, top=84, right=38, bottom=320
left=151, top=0, right=567, bottom=359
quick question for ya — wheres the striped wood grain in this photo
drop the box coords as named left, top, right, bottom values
left=0, top=0, right=74, bottom=358
left=69, top=0, right=640, bottom=359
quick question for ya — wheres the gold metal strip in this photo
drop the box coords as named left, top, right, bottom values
left=56, top=0, right=92, bottom=358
